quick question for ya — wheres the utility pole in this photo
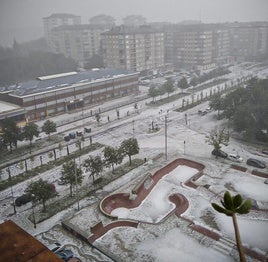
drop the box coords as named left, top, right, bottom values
left=8, top=167, right=16, bottom=215
left=74, top=159, right=80, bottom=211
left=132, top=120, right=135, bottom=137
left=31, top=195, right=36, bottom=228
left=165, top=115, right=167, bottom=160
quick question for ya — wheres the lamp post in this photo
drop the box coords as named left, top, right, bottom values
left=31, top=194, right=36, bottom=228
left=74, top=159, right=80, bottom=211
left=8, top=167, right=16, bottom=215
left=165, top=115, right=168, bottom=160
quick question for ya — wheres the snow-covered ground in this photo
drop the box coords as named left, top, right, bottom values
left=1, top=63, right=268, bottom=261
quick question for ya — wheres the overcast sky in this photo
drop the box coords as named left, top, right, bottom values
left=0, top=0, right=268, bottom=47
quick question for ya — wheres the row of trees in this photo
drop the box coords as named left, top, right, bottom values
left=209, top=78, right=268, bottom=141
left=149, top=79, right=176, bottom=102
left=1, top=119, right=57, bottom=153
left=24, top=138, right=139, bottom=209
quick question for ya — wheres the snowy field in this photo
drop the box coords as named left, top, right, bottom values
left=2, top=63, right=268, bottom=261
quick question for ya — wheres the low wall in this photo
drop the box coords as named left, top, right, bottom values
left=100, top=158, right=205, bottom=217
left=231, top=164, right=247, bottom=172
left=251, top=169, right=268, bottom=178
left=88, top=220, right=139, bottom=243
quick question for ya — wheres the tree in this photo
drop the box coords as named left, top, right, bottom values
left=103, top=146, right=124, bottom=173
left=178, top=77, right=188, bottom=89
left=1, top=118, right=21, bottom=152
left=84, top=155, right=103, bottom=183
left=60, top=160, right=83, bottom=197
left=190, top=77, right=198, bottom=87
left=42, top=120, right=56, bottom=140
left=209, top=94, right=222, bottom=118
left=84, top=54, right=104, bottom=69
left=205, top=128, right=229, bottom=152
left=25, top=179, right=58, bottom=212
left=212, top=191, right=251, bottom=262
left=163, top=79, right=175, bottom=97
left=148, top=86, right=159, bottom=102
left=120, top=138, right=139, bottom=165
left=23, top=122, right=39, bottom=153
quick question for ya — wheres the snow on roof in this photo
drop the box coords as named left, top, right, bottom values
left=37, top=72, right=77, bottom=81
left=8, top=68, right=138, bottom=97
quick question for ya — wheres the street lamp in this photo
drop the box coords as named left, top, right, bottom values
left=31, top=194, right=36, bottom=228
left=165, top=115, right=168, bottom=160
left=74, top=159, right=80, bottom=211
left=7, top=167, right=16, bottom=215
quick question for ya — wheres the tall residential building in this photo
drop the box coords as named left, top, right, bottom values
left=211, top=26, right=230, bottom=65
left=43, top=13, right=81, bottom=49
left=102, top=26, right=164, bottom=72
left=122, top=15, right=147, bottom=27
left=165, top=24, right=230, bottom=70
left=228, top=22, right=268, bottom=61
left=89, top=14, right=115, bottom=29
left=51, top=24, right=106, bottom=67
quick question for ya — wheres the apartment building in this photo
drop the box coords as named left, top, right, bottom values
left=43, top=13, right=81, bottom=49
left=0, top=69, right=139, bottom=121
left=229, top=22, right=268, bottom=61
left=165, top=24, right=230, bottom=70
left=51, top=24, right=106, bottom=67
left=102, top=26, right=165, bottom=72
left=89, top=14, right=115, bottom=29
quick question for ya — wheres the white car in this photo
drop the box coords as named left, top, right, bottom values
left=227, top=154, right=243, bottom=162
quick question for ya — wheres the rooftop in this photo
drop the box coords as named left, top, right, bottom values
left=0, top=220, right=62, bottom=262
left=6, top=68, right=138, bottom=97
left=43, top=13, right=80, bottom=20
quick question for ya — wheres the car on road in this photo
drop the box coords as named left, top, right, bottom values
left=211, top=149, right=228, bottom=159
left=15, top=194, right=32, bottom=206
left=55, top=249, right=74, bottom=261
left=48, top=242, right=65, bottom=253
left=262, top=149, right=268, bottom=155
left=246, top=158, right=266, bottom=169
left=227, top=154, right=243, bottom=162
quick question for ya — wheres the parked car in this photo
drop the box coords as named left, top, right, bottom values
left=227, top=154, right=243, bottom=162
left=55, top=249, right=74, bottom=261
left=262, top=149, right=268, bottom=155
left=15, top=194, right=32, bottom=206
left=212, top=149, right=228, bottom=158
left=76, top=131, right=83, bottom=136
left=48, top=242, right=65, bottom=253
left=64, top=135, right=70, bottom=142
left=69, top=132, right=76, bottom=139
left=84, top=127, right=91, bottom=133
left=57, top=179, right=65, bottom=185
left=246, top=158, right=266, bottom=169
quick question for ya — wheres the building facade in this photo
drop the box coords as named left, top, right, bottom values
left=228, top=22, right=268, bottom=62
left=0, top=69, right=139, bottom=121
left=51, top=24, right=106, bottom=67
left=43, top=13, right=81, bottom=50
left=165, top=24, right=231, bottom=70
left=102, top=26, right=165, bottom=72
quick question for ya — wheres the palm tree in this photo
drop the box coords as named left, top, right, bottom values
left=212, top=191, right=251, bottom=262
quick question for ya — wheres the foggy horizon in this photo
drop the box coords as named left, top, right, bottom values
left=1, top=0, right=268, bottom=47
